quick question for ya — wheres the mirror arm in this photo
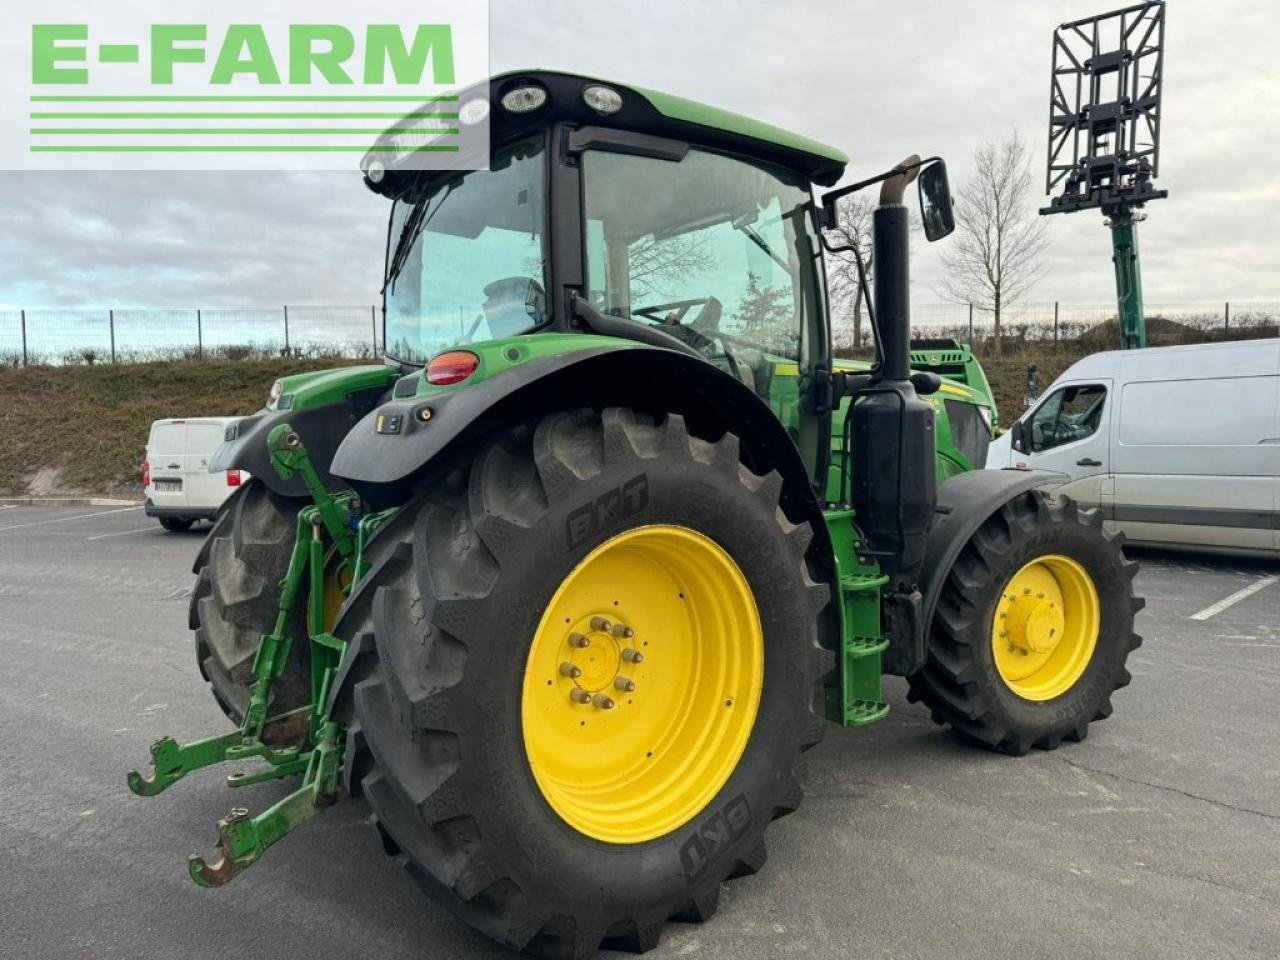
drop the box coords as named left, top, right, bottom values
left=818, top=155, right=942, bottom=228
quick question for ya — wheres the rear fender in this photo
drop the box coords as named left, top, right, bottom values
left=330, top=345, right=832, bottom=557
left=210, top=366, right=399, bottom=497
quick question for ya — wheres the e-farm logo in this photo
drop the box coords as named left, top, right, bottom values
left=32, top=25, right=457, bottom=87
left=3, top=1, right=490, bottom=171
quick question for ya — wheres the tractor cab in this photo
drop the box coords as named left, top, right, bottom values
left=370, top=72, right=839, bottom=454
left=363, top=69, right=957, bottom=496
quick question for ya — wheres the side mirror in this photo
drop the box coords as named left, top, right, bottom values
left=1011, top=419, right=1026, bottom=454
left=918, top=161, right=955, bottom=242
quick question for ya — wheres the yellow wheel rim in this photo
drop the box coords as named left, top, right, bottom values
left=521, top=524, right=764, bottom=845
left=992, top=554, right=1100, bottom=701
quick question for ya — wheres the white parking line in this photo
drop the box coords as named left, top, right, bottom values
left=1189, top=576, right=1280, bottom=621
left=86, top=526, right=156, bottom=542
left=0, top=506, right=141, bottom=533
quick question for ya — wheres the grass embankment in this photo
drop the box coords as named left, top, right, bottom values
left=0, top=357, right=366, bottom=498
left=977, top=349, right=1078, bottom=423
left=0, top=346, right=1079, bottom=498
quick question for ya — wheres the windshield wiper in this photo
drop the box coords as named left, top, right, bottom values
left=383, top=182, right=458, bottom=293
left=731, top=212, right=792, bottom=274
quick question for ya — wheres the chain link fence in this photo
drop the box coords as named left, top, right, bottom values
left=832, top=300, right=1280, bottom=354
left=2, top=301, right=1278, bottom=366
left=0, top=306, right=382, bottom=366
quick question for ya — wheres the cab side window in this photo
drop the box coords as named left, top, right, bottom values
left=1029, top=384, right=1107, bottom=452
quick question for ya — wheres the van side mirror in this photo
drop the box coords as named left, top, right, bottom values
left=1011, top=419, right=1026, bottom=454
left=918, top=161, right=955, bottom=242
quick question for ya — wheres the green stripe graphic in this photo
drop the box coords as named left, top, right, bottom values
left=30, top=95, right=458, bottom=102
left=31, top=128, right=459, bottom=136
left=31, top=112, right=459, bottom=120
left=30, top=145, right=461, bottom=153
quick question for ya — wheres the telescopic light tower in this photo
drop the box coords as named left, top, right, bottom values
left=1041, top=0, right=1167, bottom=349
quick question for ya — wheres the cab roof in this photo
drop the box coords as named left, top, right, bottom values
left=364, top=70, right=849, bottom=194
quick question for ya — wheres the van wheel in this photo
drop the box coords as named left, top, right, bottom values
left=189, top=480, right=311, bottom=728
left=159, top=517, right=194, bottom=532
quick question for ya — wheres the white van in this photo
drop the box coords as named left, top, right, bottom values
left=143, top=417, right=248, bottom=532
left=986, top=339, right=1280, bottom=555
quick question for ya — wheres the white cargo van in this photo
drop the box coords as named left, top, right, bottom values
left=986, top=339, right=1280, bottom=555
left=143, top=417, right=247, bottom=532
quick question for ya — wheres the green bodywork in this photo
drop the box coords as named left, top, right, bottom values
left=908, top=341, right=997, bottom=427
left=400, top=332, right=631, bottom=397
left=266, top=363, right=400, bottom=413
left=633, top=84, right=849, bottom=170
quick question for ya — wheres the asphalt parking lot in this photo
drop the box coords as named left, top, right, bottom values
left=2, top=503, right=1278, bottom=960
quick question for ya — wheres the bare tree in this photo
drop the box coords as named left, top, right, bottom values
left=939, top=131, right=1048, bottom=354
left=626, top=233, right=719, bottom=301
left=823, top=195, right=876, bottom=352
left=824, top=198, right=920, bottom=353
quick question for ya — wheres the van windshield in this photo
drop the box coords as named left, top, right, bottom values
left=384, top=136, right=548, bottom=365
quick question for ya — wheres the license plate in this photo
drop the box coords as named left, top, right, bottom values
left=154, top=479, right=182, bottom=493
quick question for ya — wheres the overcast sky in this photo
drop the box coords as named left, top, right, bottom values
left=1, top=0, right=1276, bottom=310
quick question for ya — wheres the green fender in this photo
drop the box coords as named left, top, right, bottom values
left=329, top=344, right=832, bottom=561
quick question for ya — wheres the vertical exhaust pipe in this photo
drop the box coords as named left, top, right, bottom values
left=852, top=155, right=935, bottom=580
left=873, top=156, right=919, bottom=384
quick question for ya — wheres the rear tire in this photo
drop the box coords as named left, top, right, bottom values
left=159, top=517, right=194, bottom=532
left=189, top=480, right=312, bottom=726
left=908, top=492, right=1143, bottom=755
left=330, top=409, right=829, bottom=958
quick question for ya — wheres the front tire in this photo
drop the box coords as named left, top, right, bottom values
left=331, top=408, right=829, bottom=957
left=908, top=492, right=1142, bottom=755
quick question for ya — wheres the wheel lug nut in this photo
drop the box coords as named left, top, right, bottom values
left=568, top=632, right=590, bottom=648
left=569, top=688, right=592, bottom=704
left=590, top=616, right=612, bottom=633
left=621, top=648, right=644, bottom=663
left=614, top=677, right=636, bottom=692
left=611, top=623, right=634, bottom=639
left=559, top=662, right=582, bottom=679
left=592, top=694, right=615, bottom=710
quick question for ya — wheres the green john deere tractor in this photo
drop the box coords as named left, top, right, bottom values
left=129, top=70, right=1142, bottom=957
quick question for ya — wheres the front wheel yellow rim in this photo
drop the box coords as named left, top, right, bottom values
left=521, top=524, right=764, bottom=845
left=992, top=554, right=1100, bottom=701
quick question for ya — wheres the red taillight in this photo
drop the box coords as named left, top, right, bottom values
left=226, top=469, right=243, bottom=487
left=426, top=350, right=480, bottom=386
left=142, top=460, right=151, bottom=486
